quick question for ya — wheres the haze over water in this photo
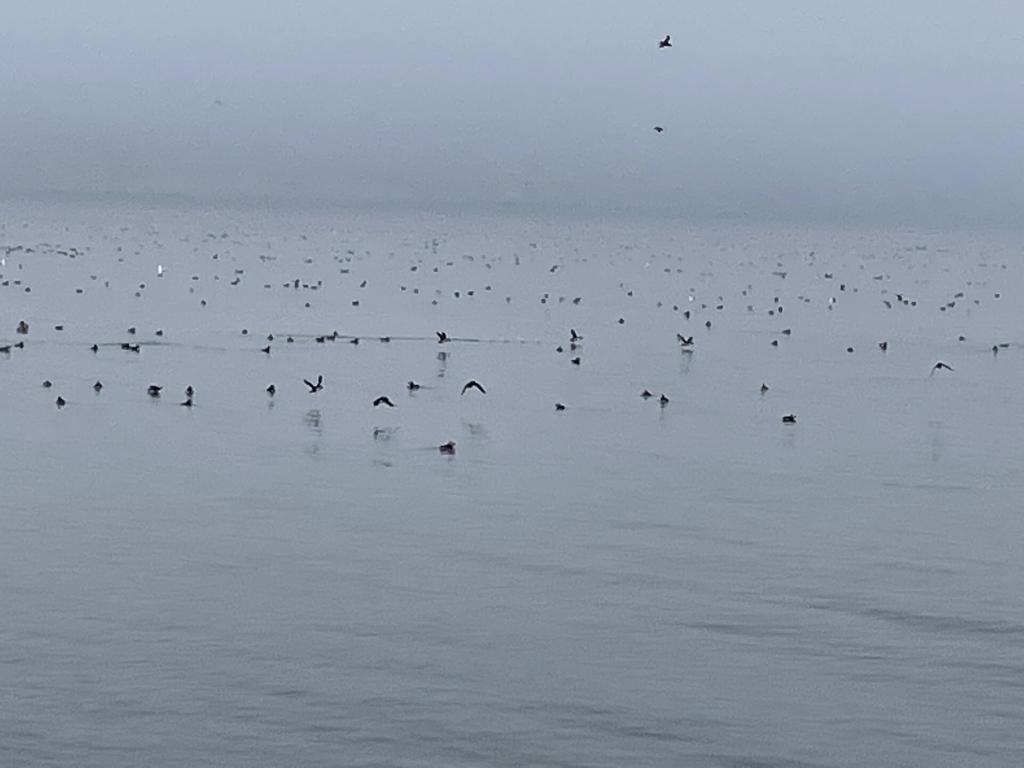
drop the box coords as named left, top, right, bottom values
left=1, top=198, right=1022, bottom=767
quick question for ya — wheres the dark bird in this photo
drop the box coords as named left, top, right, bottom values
left=407, top=380, right=422, bottom=391
left=260, top=345, right=271, bottom=354
left=461, top=380, right=486, bottom=395
left=878, top=341, right=888, bottom=351
left=439, top=440, right=456, bottom=454
left=185, top=385, right=195, bottom=398
left=0, top=345, right=10, bottom=354
left=760, top=383, right=769, bottom=394
left=641, top=389, right=654, bottom=399
left=555, top=403, right=566, bottom=411
left=570, top=357, right=581, bottom=365
left=570, top=329, right=582, bottom=342
left=304, top=375, right=324, bottom=393
left=93, top=381, right=103, bottom=392
left=653, top=126, right=664, bottom=133
left=373, top=396, right=395, bottom=407
left=266, top=384, right=276, bottom=395
left=677, top=334, right=694, bottom=346
left=931, top=362, right=955, bottom=374
left=55, top=396, right=66, bottom=408
left=90, top=344, right=99, bottom=353
left=659, top=34, right=672, bottom=48
left=42, top=380, right=52, bottom=389
left=659, top=394, right=670, bottom=406
left=436, top=331, right=448, bottom=343
left=147, top=385, right=162, bottom=397
left=782, top=414, right=797, bottom=424
left=180, top=397, right=193, bottom=407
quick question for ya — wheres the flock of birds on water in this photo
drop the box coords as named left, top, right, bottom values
left=0, top=35, right=1018, bottom=456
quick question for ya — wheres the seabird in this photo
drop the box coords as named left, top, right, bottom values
left=659, top=394, right=669, bottom=406
left=555, top=403, right=566, bottom=411
left=260, top=345, right=271, bottom=354
left=878, top=341, right=888, bottom=351
left=931, top=362, right=955, bottom=374
left=570, top=329, right=582, bottom=342
left=266, top=384, right=276, bottom=395
left=93, top=381, right=103, bottom=392
left=55, top=396, right=66, bottom=408
left=760, top=383, right=769, bottom=394
left=42, top=380, right=52, bottom=388
left=659, top=34, right=672, bottom=48
left=677, top=334, right=694, bottom=346
left=439, top=440, right=456, bottom=454
left=653, top=126, right=664, bottom=133
left=570, top=357, right=581, bottom=365
left=304, top=375, right=324, bottom=393
left=782, top=414, right=797, bottom=423
left=180, top=397, right=194, bottom=407
left=185, top=385, right=194, bottom=398
left=407, top=380, right=422, bottom=391
left=641, top=389, right=654, bottom=399
left=147, top=385, right=162, bottom=397
left=373, top=396, right=396, bottom=407
left=436, top=331, right=448, bottom=343
left=461, top=380, right=486, bottom=395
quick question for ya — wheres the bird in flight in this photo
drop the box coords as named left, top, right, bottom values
left=931, top=362, right=954, bottom=374
left=304, top=375, right=324, bottom=393
left=439, top=441, right=456, bottom=454
left=373, top=396, right=395, bottom=407
left=659, top=35, right=672, bottom=48
left=461, top=380, right=486, bottom=395
left=436, top=331, right=449, bottom=343
left=653, top=126, right=664, bottom=133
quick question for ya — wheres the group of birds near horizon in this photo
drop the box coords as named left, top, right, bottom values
left=0, top=33, right=1018, bottom=456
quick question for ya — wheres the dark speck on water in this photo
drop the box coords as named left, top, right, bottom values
left=1, top=200, right=1022, bottom=768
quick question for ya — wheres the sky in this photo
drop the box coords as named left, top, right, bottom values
left=2, top=1, right=1023, bottom=222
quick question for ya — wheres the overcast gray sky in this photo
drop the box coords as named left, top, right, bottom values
left=2, top=1, right=1022, bottom=222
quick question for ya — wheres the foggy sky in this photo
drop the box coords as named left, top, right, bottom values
left=2, top=1, right=1023, bottom=223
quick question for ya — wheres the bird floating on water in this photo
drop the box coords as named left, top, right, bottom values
left=147, top=385, right=162, bottom=397
left=439, top=441, right=456, bottom=454
left=782, top=414, right=797, bottom=423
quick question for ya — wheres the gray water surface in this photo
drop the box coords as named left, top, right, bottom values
left=2, top=201, right=1023, bottom=767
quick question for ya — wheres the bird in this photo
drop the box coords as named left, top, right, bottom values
left=570, top=357, right=581, bottom=365
left=641, top=389, right=654, bottom=399
left=266, top=384, right=276, bottom=396
left=439, top=440, right=456, bottom=454
left=653, top=126, right=664, bottom=133
left=461, top=380, right=486, bottom=395
left=260, top=345, right=271, bottom=354
left=555, top=403, right=566, bottom=411
left=55, top=396, right=66, bottom=408
left=147, top=385, right=162, bottom=397
left=90, top=344, right=99, bottom=353
left=659, top=394, right=670, bottom=406
left=304, top=375, right=324, bottom=393
left=93, top=381, right=103, bottom=392
left=931, top=362, right=955, bottom=374
left=185, top=385, right=194, bottom=398
left=373, top=396, right=395, bottom=407
left=180, top=397, right=194, bottom=407
left=878, top=341, right=888, bottom=351
left=407, top=380, right=422, bottom=391
left=659, top=34, right=672, bottom=48
left=760, top=383, right=769, bottom=394
left=782, top=414, right=797, bottom=423
left=570, top=329, right=582, bottom=342
left=42, top=380, right=52, bottom=389
left=436, top=331, right=448, bottom=343
left=677, top=334, right=694, bottom=346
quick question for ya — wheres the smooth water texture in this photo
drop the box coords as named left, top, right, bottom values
left=2, top=200, right=1023, bottom=767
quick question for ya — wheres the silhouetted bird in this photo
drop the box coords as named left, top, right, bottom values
left=659, top=34, right=672, bottom=48
left=180, top=397, right=193, bottom=407
left=570, top=329, right=582, bottom=342
left=931, top=362, right=955, bottom=374
left=439, top=441, right=456, bottom=454
left=659, top=394, right=669, bottom=406
left=147, top=385, right=162, bottom=397
left=677, top=335, right=694, bottom=346
left=570, top=357, right=581, bottom=365
left=782, top=414, right=797, bottom=423
left=436, top=331, right=448, bottom=343
left=55, top=396, right=66, bottom=408
left=42, top=380, right=52, bottom=389
left=185, top=385, right=195, bottom=398
left=304, top=375, right=324, bottom=393
left=760, top=383, right=769, bottom=394
left=555, top=403, right=566, bottom=411
left=266, top=384, right=276, bottom=395
left=641, top=389, right=654, bottom=399
left=260, top=345, right=271, bottom=354
left=90, top=344, right=99, bottom=353
left=94, top=381, right=103, bottom=392
left=373, top=396, right=395, bottom=407
left=653, top=126, right=664, bottom=133
left=878, top=341, right=888, bottom=351
left=461, top=380, right=486, bottom=395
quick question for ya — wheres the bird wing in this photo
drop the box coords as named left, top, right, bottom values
left=304, top=379, right=315, bottom=389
